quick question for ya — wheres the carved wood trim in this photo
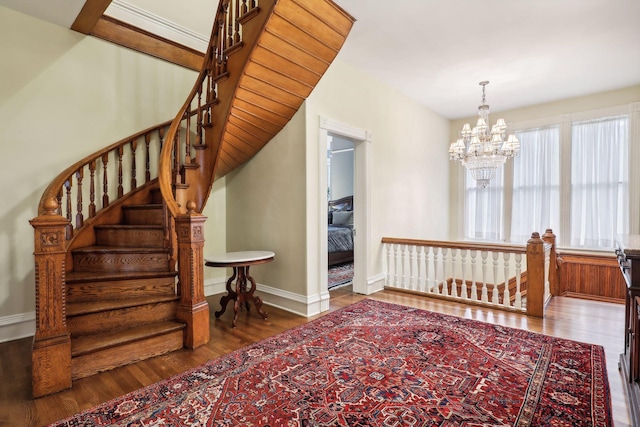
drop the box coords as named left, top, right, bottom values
left=90, top=16, right=205, bottom=71
left=71, top=0, right=113, bottom=34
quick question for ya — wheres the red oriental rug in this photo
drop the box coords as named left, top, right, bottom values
left=50, top=299, right=612, bottom=426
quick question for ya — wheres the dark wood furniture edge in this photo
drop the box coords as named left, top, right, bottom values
left=71, top=0, right=113, bottom=34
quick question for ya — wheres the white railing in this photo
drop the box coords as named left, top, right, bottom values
left=382, top=230, right=558, bottom=317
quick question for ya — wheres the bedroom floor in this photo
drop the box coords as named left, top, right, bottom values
left=328, top=261, right=353, bottom=290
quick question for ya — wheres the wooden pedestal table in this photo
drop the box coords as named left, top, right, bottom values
left=205, top=251, right=274, bottom=327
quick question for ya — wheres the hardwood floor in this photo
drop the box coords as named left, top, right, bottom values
left=0, top=288, right=632, bottom=426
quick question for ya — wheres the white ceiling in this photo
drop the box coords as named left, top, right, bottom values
left=3, top=0, right=639, bottom=119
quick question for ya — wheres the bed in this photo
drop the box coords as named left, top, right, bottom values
left=328, top=196, right=354, bottom=267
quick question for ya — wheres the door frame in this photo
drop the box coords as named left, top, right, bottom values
left=318, top=116, right=372, bottom=296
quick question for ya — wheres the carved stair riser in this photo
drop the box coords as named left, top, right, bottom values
left=123, top=205, right=165, bottom=225
left=72, top=250, right=171, bottom=273
left=95, top=226, right=165, bottom=247
left=71, top=328, right=184, bottom=380
left=66, top=275, right=176, bottom=302
left=67, top=300, right=179, bottom=336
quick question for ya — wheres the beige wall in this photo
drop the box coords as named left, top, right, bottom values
left=448, top=85, right=640, bottom=239
left=0, top=7, right=227, bottom=334
left=225, top=59, right=451, bottom=303
left=225, top=107, right=307, bottom=294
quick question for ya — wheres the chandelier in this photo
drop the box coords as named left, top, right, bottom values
left=449, top=81, right=520, bottom=188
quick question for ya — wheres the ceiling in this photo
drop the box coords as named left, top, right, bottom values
left=3, top=0, right=639, bottom=119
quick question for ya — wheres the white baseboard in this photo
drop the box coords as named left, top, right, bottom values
left=367, top=273, right=386, bottom=295
left=0, top=312, right=35, bottom=343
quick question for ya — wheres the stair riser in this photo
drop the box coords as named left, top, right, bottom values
left=68, top=302, right=178, bottom=336
left=72, top=252, right=170, bottom=273
left=71, top=330, right=184, bottom=380
left=123, top=207, right=164, bottom=225
left=67, top=277, right=176, bottom=302
left=95, top=228, right=165, bottom=248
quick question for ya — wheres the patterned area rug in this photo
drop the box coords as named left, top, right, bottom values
left=50, top=299, right=612, bottom=426
left=328, top=261, right=353, bottom=289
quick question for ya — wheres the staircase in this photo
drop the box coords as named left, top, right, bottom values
left=30, top=0, right=355, bottom=397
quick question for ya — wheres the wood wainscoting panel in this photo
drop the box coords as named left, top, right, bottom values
left=558, top=252, right=626, bottom=303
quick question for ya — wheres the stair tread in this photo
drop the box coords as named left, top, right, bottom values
left=67, top=294, right=179, bottom=316
left=67, top=270, right=177, bottom=283
left=72, top=245, right=169, bottom=254
left=71, top=321, right=185, bottom=357
left=95, top=224, right=164, bottom=229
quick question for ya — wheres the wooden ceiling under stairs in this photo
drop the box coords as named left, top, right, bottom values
left=31, top=0, right=354, bottom=398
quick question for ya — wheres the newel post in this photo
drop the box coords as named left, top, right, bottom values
left=29, top=198, right=72, bottom=397
left=174, top=201, right=210, bottom=349
left=542, top=228, right=560, bottom=296
left=526, top=232, right=545, bottom=318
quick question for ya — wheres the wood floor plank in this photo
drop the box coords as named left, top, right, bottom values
left=0, top=289, right=631, bottom=426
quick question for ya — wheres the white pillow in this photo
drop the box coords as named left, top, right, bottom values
left=332, top=210, right=353, bottom=225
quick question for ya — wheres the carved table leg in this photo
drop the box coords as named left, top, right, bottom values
left=246, top=266, right=268, bottom=320
left=215, top=268, right=237, bottom=318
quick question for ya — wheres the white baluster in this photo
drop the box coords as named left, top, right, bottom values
left=410, top=245, right=417, bottom=290
left=432, top=247, right=440, bottom=295
left=502, top=252, right=511, bottom=308
left=450, top=248, right=458, bottom=298
left=470, top=250, right=478, bottom=302
left=460, top=249, right=468, bottom=300
left=480, top=251, right=489, bottom=303
left=514, top=253, right=523, bottom=309
left=418, top=246, right=426, bottom=292
left=401, top=244, right=409, bottom=289
left=424, top=246, right=432, bottom=292
left=441, top=247, right=449, bottom=296
left=393, top=244, right=402, bottom=288
left=386, top=243, right=393, bottom=286
left=491, top=252, right=500, bottom=305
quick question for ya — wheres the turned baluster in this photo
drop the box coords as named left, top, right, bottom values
left=158, top=126, right=166, bottom=151
left=234, top=0, right=241, bottom=44
left=441, top=248, right=449, bottom=296
left=75, top=169, right=84, bottom=230
left=491, top=252, right=500, bottom=305
left=88, top=160, right=96, bottom=218
left=481, top=251, right=489, bottom=303
left=514, top=253, right=523, bottom=309
left=226, top=0, right=234, bottom=48
left=196, top=87, right=203, bottom=146
left=117, top=146, right=124, bottom=198
left=145, top=133, right=151, bottom=183
left=131, top=139, right=138, bottom=190
left=450, top=248, right=458, bottom=298
left=249, top=0, right=256, bottom=11
left=241, top=0, right=248, bottom=15
left=221, top=1, right=229, bottom=52
left=502, top=252, right=511, bottom=308
left=102, top=153, right=109, bottom=208
left=56, top=188, right=63, bottom=217
left=460, top=249, right=468, bottom=299
left=470, top=250, right=478, bottom=301
left=184, top=110, right=191, bottom=165
left=432, top=247, right=441, bottom=295
left=64, top=179, right=73, bottom=239
left=173, top=128, right=180, bottom=185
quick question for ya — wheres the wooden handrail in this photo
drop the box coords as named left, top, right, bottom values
left=381, top=237, right=527, bottom=254
left=159, top=0, right=258, bottom=217
left=37, top=120, right=172, bottom=237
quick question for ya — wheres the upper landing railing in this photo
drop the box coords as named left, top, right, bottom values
left=382, top=229, right=559, bottom=317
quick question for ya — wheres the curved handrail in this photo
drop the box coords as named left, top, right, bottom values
left=38, top=120, right=173, bottom=238
left=159, top=0, right=256, bottom=217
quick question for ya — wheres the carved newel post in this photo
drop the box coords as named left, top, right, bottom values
left=29, top=197, right=72, bottom=397
left=526, top=232, right=545, bottom=318
left=174, top=201, right=210, bottom=348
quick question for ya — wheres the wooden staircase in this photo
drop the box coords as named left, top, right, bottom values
left=30, top=0, right=354, bottom=397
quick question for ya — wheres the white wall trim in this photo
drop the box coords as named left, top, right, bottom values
left=106, top=0, right=209, bottom=52
left=319, top=116, right=373, bottom=295
left=367, top=273, right=386, bottom=294
left=0, top=311, right=35, bottom=343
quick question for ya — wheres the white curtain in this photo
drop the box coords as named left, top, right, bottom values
left=464, top=167, right=504, bottom=241
left=510, top=126, right=560, bottom=244
left=570, top=116, right=629, bottom=249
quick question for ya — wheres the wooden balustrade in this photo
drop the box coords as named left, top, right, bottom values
left=158, top=0, right=259, bottom=218
left=37, top=121, right=173, bottom=239
left=382, top=230, right=558, bottom=317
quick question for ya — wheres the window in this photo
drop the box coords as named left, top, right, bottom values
left=463, top=109, right=631, bottom=251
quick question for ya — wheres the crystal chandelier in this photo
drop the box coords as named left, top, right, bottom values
left=449, top=81, right=520, bottom=188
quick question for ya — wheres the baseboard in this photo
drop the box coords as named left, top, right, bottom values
left=366, top=273, right=386, bottom=295
left=257, top=284, right=330, bottom=317
left=0, top=311, right=35, bottom=343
